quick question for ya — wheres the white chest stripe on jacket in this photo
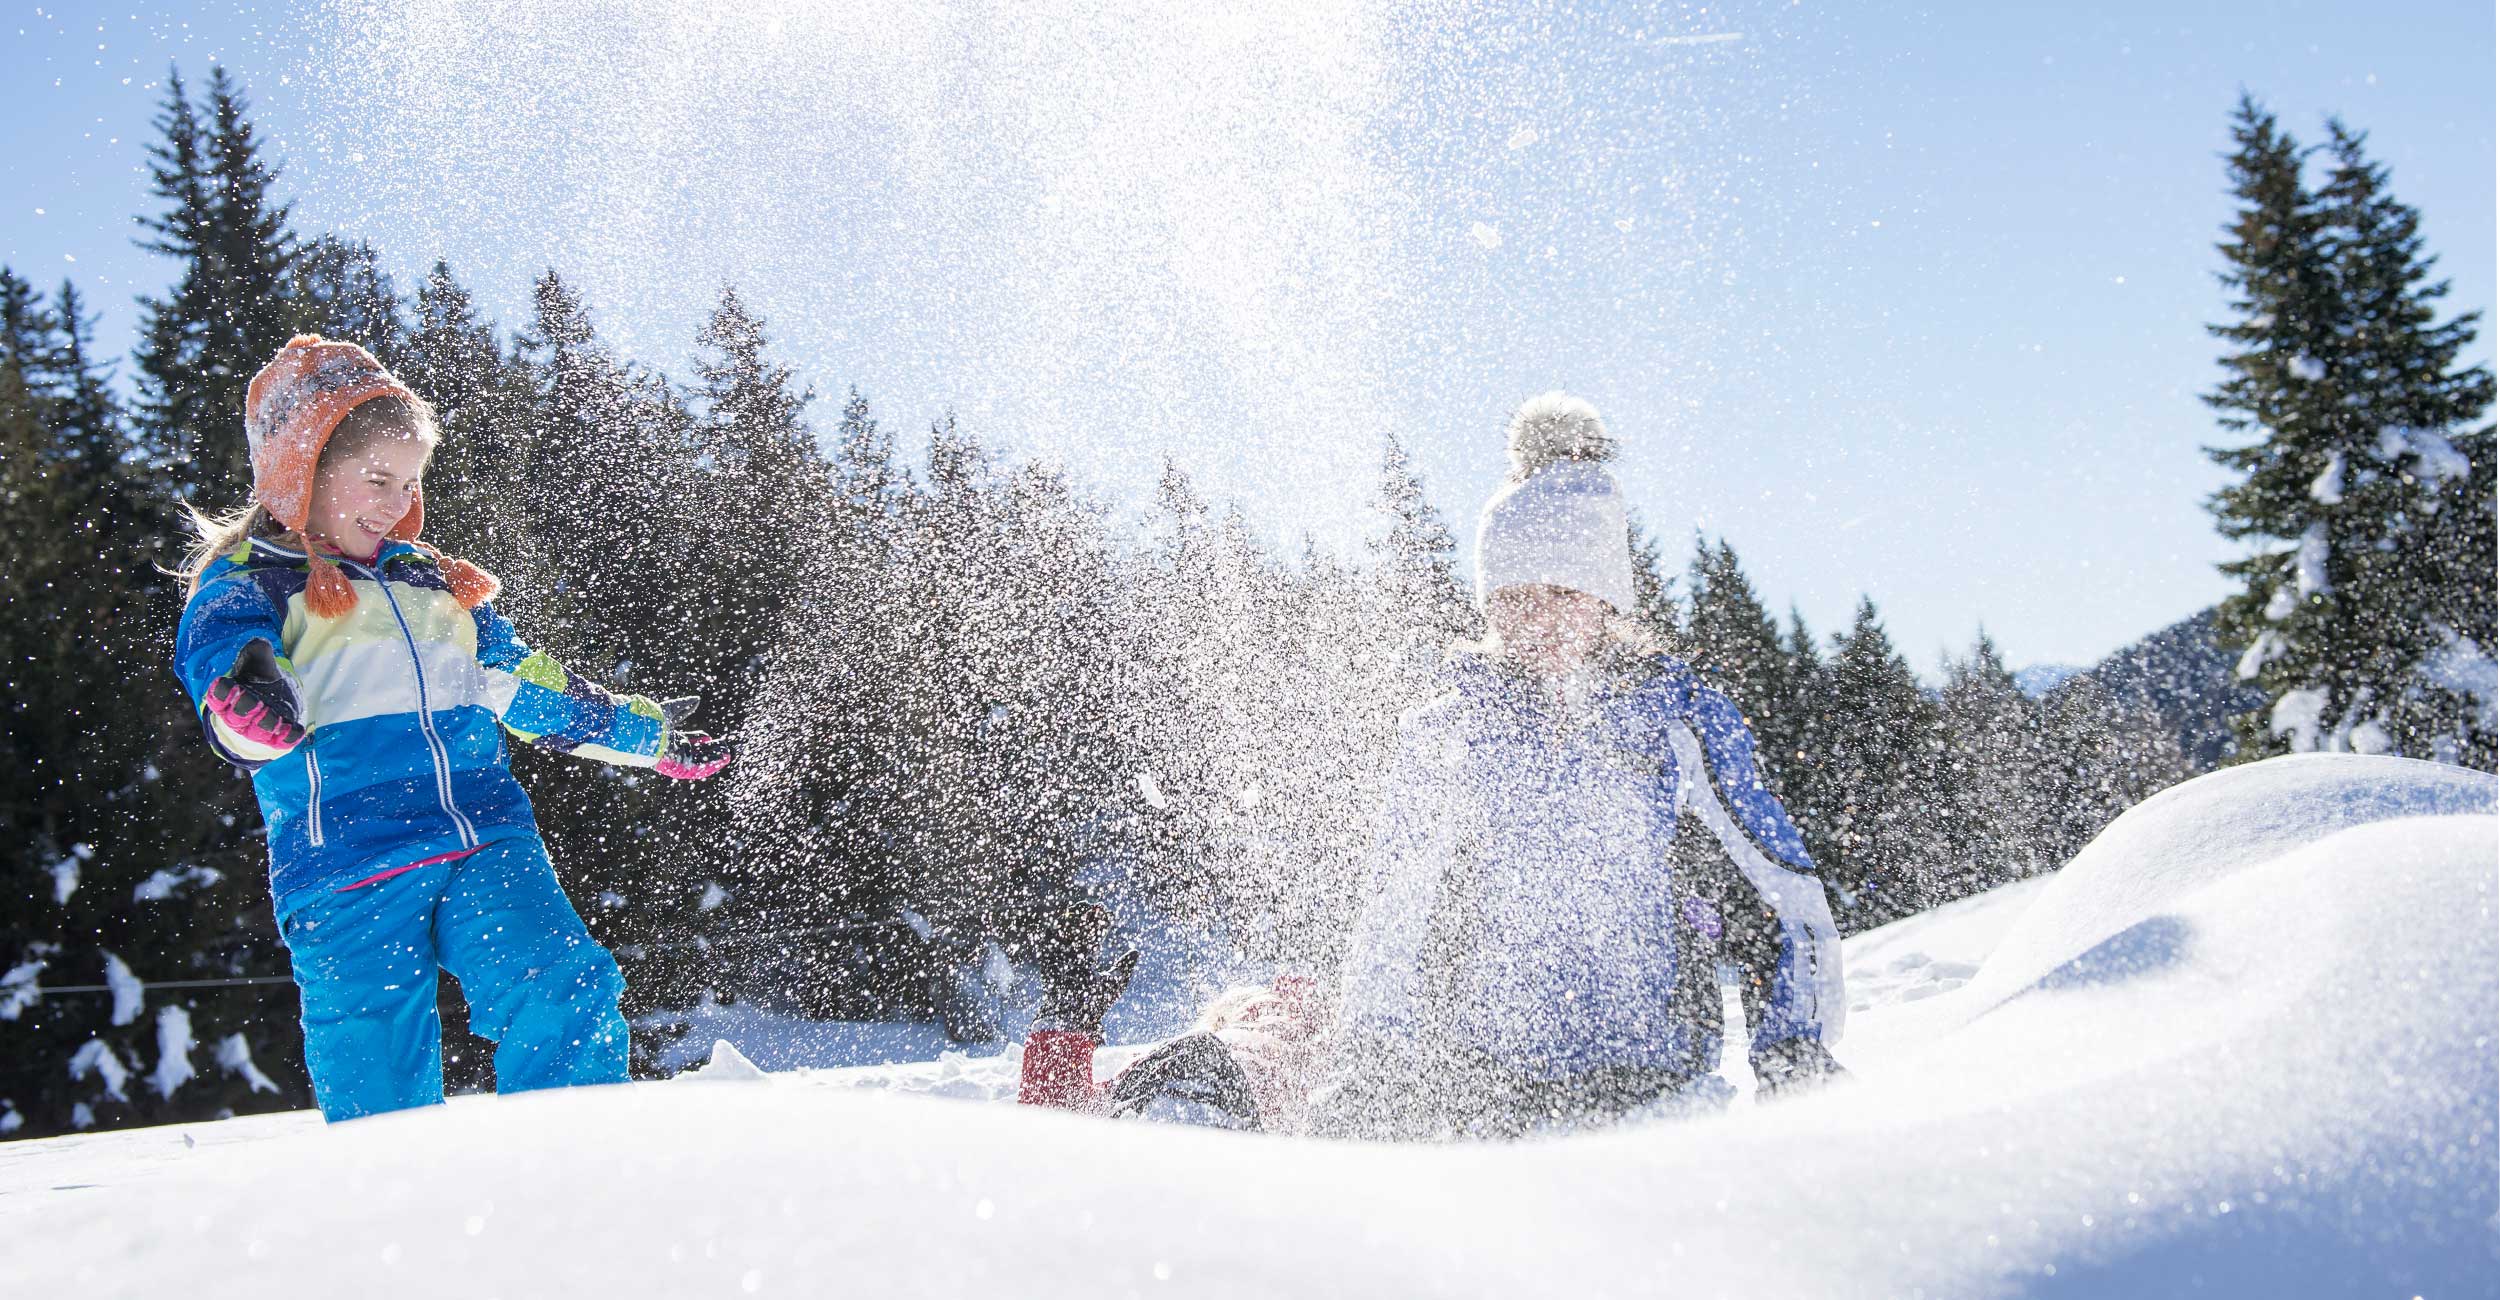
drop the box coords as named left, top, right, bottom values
left=293, top=638, right=487, bottom=732
left=1664, top=719, right=1847, bottom=1043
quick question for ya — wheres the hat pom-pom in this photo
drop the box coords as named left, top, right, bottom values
left=302, top=552, right=359, bottom=619
left=440, top=555, right=502, bottom=609
left=1506, top=391, right=1616, bottom=477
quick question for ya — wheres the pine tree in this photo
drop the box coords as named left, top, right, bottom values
left=133, top=66, right=301, bottom=498
left=1777, top=605, right=1836, bottom=861
left=290, top=236, right=405, bottom=361
left=1684, top=536, right=1799, bottom=793
left=401, top=262, right=538, bottom=582
left=1, top=300, right=296, bottom=1136
left=2205, top=98, right=2497, bottom=769
left=688, top=286, right=824, bottom=707
left=0, top=271, right=49, bottom=389
left=501, top=271, right=712, bottom=1032
left=2310, top=120, right=2495, bottom=767
left=1817, top=598, right=1936, bottom=927
left=1933, top=631, right=2046, bottom=898
left=2035, top=677, right=2194, bottom=865
left=1624, top=513, right=1683, bottom=653
left=44, top=282, right=132, bottom=527
left=131, top=68, right=212, bottom=480
left=1367, top=432, right=1469, bottom=659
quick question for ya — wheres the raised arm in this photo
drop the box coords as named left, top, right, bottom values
left=469, top=601, right=679, bottom=769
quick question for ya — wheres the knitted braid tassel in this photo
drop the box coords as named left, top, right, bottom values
left=414, top=541, right=503, bottom=609
left=297, top=531, right=361, bottom=620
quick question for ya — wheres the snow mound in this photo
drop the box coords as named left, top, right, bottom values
left=680, top=1040, right=767, bottom=1083
left=1969, top=753, right=2493, bottom=1002
left=4, top=756, right=2492, bottom=1297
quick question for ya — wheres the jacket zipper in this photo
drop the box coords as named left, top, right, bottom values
left=350, top=555, right=480, bottom=849
left=304, top=744, right=326, bottom=847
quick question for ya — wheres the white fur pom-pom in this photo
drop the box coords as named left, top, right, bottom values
left=1506, top=391, right=1615, bottom=477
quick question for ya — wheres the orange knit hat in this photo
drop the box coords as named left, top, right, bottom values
left=243, top=335, right=499, bottom=617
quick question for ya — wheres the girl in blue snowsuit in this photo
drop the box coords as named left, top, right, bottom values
left=1324, top=393, right=1848, bottom=1139
left=173, top=336, right=735, bottom=1122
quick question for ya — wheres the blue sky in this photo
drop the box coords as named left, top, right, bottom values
left=5, top=1, right=2492, bottom=673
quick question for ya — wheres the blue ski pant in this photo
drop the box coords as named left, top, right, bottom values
left=277, top=835, right=629, bottom=1121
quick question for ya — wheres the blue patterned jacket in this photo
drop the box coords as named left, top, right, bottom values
left=174, top=536, right=671, bottom=909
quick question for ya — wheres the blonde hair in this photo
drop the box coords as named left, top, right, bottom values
left=173, top=396, right=441, bottom=597
left=1192, top=986, right=1277, bottom=1036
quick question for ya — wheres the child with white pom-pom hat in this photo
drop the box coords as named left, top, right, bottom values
left=1316, top=392, right=1851, bottom=1140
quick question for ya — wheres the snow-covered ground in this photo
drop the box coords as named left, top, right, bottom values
left=3, top=754, right=2491, bottom=1298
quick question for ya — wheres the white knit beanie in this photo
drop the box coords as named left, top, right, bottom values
left=1474, top=391, right=1634, bottom=612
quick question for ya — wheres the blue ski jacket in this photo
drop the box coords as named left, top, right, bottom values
left=174, top=535, right=673, bottom=909
left=1335, top=649, right=1845, bottom=1082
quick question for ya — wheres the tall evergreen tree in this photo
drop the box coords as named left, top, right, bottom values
left=133, top=65, right=300, bottom=498
left=688, top=286, right=824, bottom=708
left=1, top=301, right=297, bottom=1137
left=1933, top=631, right=2047, bottom=897
left=1684, top=536, right=1798, bottom=792
left=2206, top=98, right=2496, bottom=769
left=2034, top=676, right=2195, bottom=865
left=1367, top=432, right=1469, bottom=657
left=290, top=236, right=405, bottom=361
left=1625, top=513, right=1682, bottom=653
left=1817, top=597, right=1936, bottom=927
left=44, top=282, right=131, bottom=525
left=0, top=271, right=49, bottom=388
left=401, top=262, right=537, bottom=579
left=1777, top=605, right=1836, bottom=856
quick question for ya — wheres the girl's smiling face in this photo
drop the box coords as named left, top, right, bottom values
left=1486, top=582, right=1612, bottom=678
left=304, top=429, right=429, bottom=561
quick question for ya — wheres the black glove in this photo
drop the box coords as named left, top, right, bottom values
left=202, top=638, right=305, bottom=757
left=654, top=727, right=737, bottom=780
left=1031, top=902, right=1140, bottom=1040
left=1750, top=1036, right=1848, bottom=1100
left=1108, top=1033, right=1262, bottom=1129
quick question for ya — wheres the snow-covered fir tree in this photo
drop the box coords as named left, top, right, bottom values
left=1367, top=431, right=1470, bottom=658
left=2207, top=97, right=2497, bottom=770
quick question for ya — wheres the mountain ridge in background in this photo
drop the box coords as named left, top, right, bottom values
left=2067, top=606, right=2265, bottom=770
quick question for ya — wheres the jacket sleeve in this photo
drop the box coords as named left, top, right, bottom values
left=470, top=601, right=669, bottom=768
left=173, top=570, right=300, bottom=770
left=1664, top=683, right=1848, bottom=1048
left=1017, top=1029, right=1110, bottom=1112
left=1332, top=716, right=1460, bottom=1044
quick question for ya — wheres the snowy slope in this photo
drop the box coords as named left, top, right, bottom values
left=2, top=754, right=2491, bottom=1299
